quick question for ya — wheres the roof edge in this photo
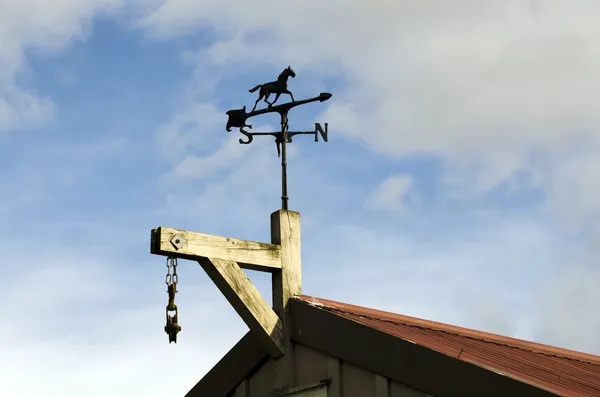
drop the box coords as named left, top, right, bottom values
left=296, top=295, right=600, bottom=366
left=184, top=331, right=269, bottom=397
left=290, top=298, right=558, bottom=397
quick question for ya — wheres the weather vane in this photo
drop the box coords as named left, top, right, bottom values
left=225, top=66, right=332, bottom=210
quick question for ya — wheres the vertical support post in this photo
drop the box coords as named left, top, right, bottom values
left=271, top=209, right=302, bottom=391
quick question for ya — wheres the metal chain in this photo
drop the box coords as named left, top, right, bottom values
left=165, top=257, right=178, bottom=285
left=172, top=258, right=178, bottom=285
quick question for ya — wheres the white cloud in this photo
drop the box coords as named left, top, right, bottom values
left=153, top=93, right=297, bottom=231
left=0, top=85, right=54, bottom=130
left=0, top=0, right=123, bottom=132
left=533, top=263, right=600, bottom=353
left=366, top=174, right=414, bottom=213
left=303, top=213, right=600, bottom=353
left=160, top=132, right=291, bottom=235
left=0, top=137, right=130, bottom=217
left=168, top=120, right=278, bottom=180
left=542, top=149, right=600, bottom=230
left=155, top=101, right=225, bottom=161
left=0, top=238, right=248, bottom=397
left=172, top=138, right=246, bottom=179
left=138, top=0, right=600, bottom=228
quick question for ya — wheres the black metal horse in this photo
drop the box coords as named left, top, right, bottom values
left=249, top=66, right=296, bottom=112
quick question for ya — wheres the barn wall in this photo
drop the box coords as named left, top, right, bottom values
left=230, top=343, right=437, bottom=397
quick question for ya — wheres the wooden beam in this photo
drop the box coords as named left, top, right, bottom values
left=151, top=227, right=282, bottom=272
left=198, top=257, right=284, bottom=358
left=271, top=210, right=302, bottom=391
left=270, top=210, right=302, bottom=316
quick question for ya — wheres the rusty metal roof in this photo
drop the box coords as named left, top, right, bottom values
left=297, top=295, right=600, bottom=397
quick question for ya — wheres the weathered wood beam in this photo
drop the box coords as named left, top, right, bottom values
left=271, top=210, right=302, bottom=391
left=151, top=227, right=282, bottom=272
left=198, top=257, right=284, bottom=358
left=271, top=210, right=302, bottom=315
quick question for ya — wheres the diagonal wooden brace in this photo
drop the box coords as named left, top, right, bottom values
left=199, top=257, right=284, bottom=358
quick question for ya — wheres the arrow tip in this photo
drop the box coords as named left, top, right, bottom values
left=319, top=92, right=333, bottom=102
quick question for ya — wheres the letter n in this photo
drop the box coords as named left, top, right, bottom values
left=314, top=123, right=328, bottom=142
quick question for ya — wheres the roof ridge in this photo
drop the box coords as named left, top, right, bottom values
left=296, top=295, right=600, bottom=366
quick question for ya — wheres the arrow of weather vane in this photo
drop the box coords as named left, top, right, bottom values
left=225, top=66, right=332, bottom=210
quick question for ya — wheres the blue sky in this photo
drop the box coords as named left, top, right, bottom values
left=2, top=1, right=600, bottom=396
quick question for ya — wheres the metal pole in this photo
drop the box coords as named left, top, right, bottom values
left=281, top=112, right=289, bottom=210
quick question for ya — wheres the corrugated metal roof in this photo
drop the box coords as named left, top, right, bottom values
left=296, top=295, right=600, bottom=397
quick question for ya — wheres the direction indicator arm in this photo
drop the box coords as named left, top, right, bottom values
left=248, top=92, right=332, bottom=118
left=238, top=123, right=328, bottom=145
left=225, top=92, right=332, bottom=133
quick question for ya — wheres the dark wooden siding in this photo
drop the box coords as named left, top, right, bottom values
left=230, top=343, right=436, bottom=397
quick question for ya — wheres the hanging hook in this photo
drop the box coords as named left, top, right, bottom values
left=164, top=257, right=181, bottom=343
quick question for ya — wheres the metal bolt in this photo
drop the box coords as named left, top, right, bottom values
left=171, top=234, right=186, bottom=250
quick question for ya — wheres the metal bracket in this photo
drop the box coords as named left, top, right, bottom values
left=171, top=234, right=186, bottom=250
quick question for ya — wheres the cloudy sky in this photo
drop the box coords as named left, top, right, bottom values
left=2, top=0, right=600, bottom=395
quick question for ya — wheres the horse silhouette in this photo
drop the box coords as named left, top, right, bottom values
left=249, top=66, right=296, bottom=112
